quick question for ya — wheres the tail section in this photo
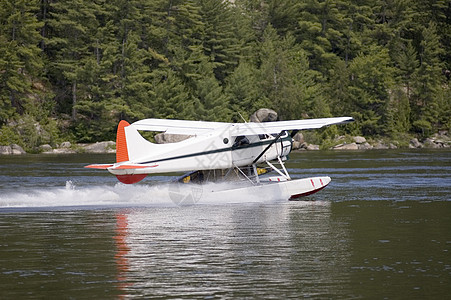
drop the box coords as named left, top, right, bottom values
left=116, top=120, right=130, bottom=163
left=115, top=120, right=147, bottom=184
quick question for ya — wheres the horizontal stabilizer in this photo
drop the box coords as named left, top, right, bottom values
left=113, top=164, right=157, bottom=170
left=85, top=164, right=114, bottom=169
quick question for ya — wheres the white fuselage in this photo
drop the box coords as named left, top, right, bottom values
left=108, top=124, right=292, bottom=176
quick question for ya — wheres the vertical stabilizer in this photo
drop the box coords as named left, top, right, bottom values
left=116, top=120, right=130, bottom=163
left=115, top=120, right=147, bottom=184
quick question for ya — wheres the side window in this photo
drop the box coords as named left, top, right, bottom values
left=233, top=136, right=250, bottom=148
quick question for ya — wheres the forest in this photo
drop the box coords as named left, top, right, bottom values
left=0, top=0, right=450, bottom=151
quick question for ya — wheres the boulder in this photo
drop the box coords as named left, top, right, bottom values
left=0, top=144, right=26, bottom=155
left=249, top=108, right=278, bottom=123
left=353, top=136, right=367, bottom=144
left=333, top=142, right=359, bottom=150
left=155, top=133, right=192, bottom=144
left=83, top=141, right=116, bottom=153
left=11, top=144, right=26, bottom=154
left=358, top=142, right=373, bottom=150
left=0, top=145, right=12, bottom=155
left=306, top=144, right=320, bottom=150
left=52, top=148, right=76, bottom=154
left=39, top=144, right=53, bottom=152
left=292, top=141, right=302, bottom=150
left=373, top=142, right=389, bottom=149
left=60, top=141, right=71, bottom=148
left=423, top=138, right=441, bottom=148
left=409, top=138, right=423, bottom=148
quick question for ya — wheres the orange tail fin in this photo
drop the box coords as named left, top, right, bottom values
left=116, top=120, right=130, bottom=163
left=115, top=120, right=147, bottom=184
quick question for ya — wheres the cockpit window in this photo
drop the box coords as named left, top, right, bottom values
left=233, top=136, right=250, bottom=148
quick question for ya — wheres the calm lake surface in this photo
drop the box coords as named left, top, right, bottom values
left=0, top=150, right=450, bottom=299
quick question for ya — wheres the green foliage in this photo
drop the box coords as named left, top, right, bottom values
left=0, top=0, right=449, bottom=148
left=0, top=125, right=22, bottom=146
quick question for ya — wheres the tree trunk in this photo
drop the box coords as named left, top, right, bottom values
left=72, top=81, right=77, bottom=120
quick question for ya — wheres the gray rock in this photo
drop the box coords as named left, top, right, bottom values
left=358, top=142, right=373, bottom=150
left=83, top=141, right=116, bottom=153
left=373, top=142, right=389, bottom=149
left=155, top=133, right=192, bottom=144
left=60, top=141, right=71, bottom=148
left=424, top=138, right=441, bottom=148
left=292, top=141, right=302, bottom=150
left=299, top=142, right=309, bottom=150
left=10, top=144, right=26, bottom=155
left=52, top=148, right=76, bottom=154
left=333, top=143, right=359, bottom=150
left=353, top=136, right=367, bottom=144
left=306, top=144, right=320, bottom=150
left=0, top=145, right=12, bottom=155
left=410, top=138, right=422, bottom=148
left=249, top=108, right=278, bottom=123
left=40, top=144, right=53, bottom=152
left=293, top=132, right=304, bottom=143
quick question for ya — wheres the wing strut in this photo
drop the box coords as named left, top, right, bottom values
left=252, top=131, right=285, bottom=164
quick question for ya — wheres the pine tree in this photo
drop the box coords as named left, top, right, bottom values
left=295, top=0, right=347, bottom=75
left=257, top=25, right=326, bottom=120
left=347, top=45, right=394, bottom=135
left=0, top=0, right=43, bottom=123
left=198, top=0, right=240, bottom=82
left=225, top=61, right=263, bottom=121
left=45, top=0, right=101, bottom=120
left=411, top=22, right=444, bottom=135
left=394, top=41, right=419, bottom=101
left=190, top=52, right=231, bottom=121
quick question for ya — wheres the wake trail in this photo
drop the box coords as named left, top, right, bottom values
left=0, top=181, right=285, bottom=209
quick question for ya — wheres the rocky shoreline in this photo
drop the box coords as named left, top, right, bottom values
left=2, top=108, right=449, bottom=155
left=0, top=141, right=116, bottom=155
left=294, top=131, right=450, bottom=151
left=1, top=131, right=449, bottom=155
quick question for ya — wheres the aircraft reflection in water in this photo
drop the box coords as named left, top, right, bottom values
left=87, top=117, right=353, bottom=200
left=112, top=203, right=350, bottom=298
left=114, top=212, right=131, bottom=294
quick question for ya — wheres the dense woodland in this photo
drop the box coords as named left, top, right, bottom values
left=0, top=0, right=450, bottom=151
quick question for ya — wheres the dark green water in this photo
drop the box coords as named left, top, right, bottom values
left=0, top=150, right=450, bottom=299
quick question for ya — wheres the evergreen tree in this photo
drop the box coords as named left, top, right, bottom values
left=394, top=41, right=418, bottom=101
left=190, top=51, right=231, bottom=121
left=150, top=69, right=196, bottom=120
left=198, top=0, right=240, bottom=82
left=266, top=0, right=300, bottom=36
left=0, top=0, right=43, bottom=123
left=257, top=25, right=325, bottom=120
left=295, top=0, right=347, bottom=75
left=347, top=45, right=394, bottom=135
left=45, top=0, right=100, bottom=120
left=411, top=22, right=444, bottom=135
left=225, top=61, right=263, bottom=121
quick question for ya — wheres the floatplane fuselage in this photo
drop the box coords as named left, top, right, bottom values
left=86, top=117, right=353, bottom=199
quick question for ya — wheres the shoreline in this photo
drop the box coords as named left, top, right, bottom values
left=1, top=134, right=449, bottom=155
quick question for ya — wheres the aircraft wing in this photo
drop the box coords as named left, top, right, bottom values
left=131, top=116, right=354, bottom=135
left=131, top=118, right=227, bottom=134
left=231, top=117, right=354, bottom=136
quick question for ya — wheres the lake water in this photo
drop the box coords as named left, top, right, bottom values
left=0, top=150, right=450, bottom=299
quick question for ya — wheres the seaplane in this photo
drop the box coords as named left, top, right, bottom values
left=85, top=116, right=353, bottom=200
